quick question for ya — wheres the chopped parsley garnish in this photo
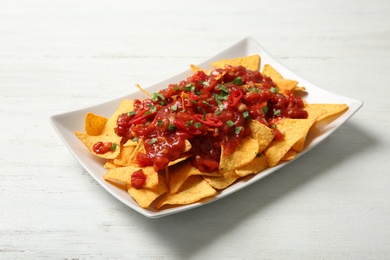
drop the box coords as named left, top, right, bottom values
left=262, top=106, right=268, bottom=114
left=233, top=76, right=243, bottom=85
left=226, top=120, right=234, bottom=127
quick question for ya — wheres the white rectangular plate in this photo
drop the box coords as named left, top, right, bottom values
left=50, top=37, right=363, bottom=218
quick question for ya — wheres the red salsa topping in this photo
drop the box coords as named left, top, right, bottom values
left=114, top=65, right=307, bottom=172
left=131, top=169, right=147, bottom=189
left=92, top=141, right=117, bottom=154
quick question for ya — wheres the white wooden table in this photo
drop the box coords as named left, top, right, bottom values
left=1, top=0, right=390, bottom=258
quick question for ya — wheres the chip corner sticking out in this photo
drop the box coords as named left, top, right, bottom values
left=127, top=174, right=168, bottom=209
left=210, top=54, right=261, bottom=71
left=85, top=112, right=108, bottom=136
left=156, top=175, right=217, bottom=209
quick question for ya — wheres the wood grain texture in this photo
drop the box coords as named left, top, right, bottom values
left=1, top=0, right=390, bottom=258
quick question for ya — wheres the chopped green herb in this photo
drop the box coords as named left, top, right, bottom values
left=148, top=138, right=158, bottom=144
left=270, top=87, right=278, bottom=94
left=218, top=84, right=229, bottom=94
left=274, top=109, right=281, bottom=116
left=151, top=92, right=165, bottom=102
left=186, top=120, right=193, bottom=127
left=132, top=136, right=138, bottom=142
left=262, top=106, right=268, bottom=114
left=248, top=87, right=259, bottom=93
left=128, top=111, right=136, bottom=116
left=226, top=120, right=234, bottom=127
left=243, top=110, right=250, bottom=120
left=171, top=103, right=178, bottom=111
left=233, top=76, right=243, bottom=85
left=148, top=104, right=156, bottom=113
left=168, top=123, right=176, bottom=131
left=214, top=94, right=224, bottom=111
left=199, top=80, right=209, bottom=86
left=157, top=120, right=163, bottom=127
left=194, top=122, right=202, bottom=128
left=215, top=92, right=229, bottom=101
left=235, top=127, right=243, bottom=135
left=110, top=143, right=118, bottom=151
left=202, top=100, right=213, bottom=107
left=183, top=83, right=195, bottom=92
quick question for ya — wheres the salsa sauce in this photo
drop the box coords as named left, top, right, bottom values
left=114, top=65, right=307, bottom=172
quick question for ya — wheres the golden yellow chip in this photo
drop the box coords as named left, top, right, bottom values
left=235, top=153, right=268, bottom=177
left=167, top=153, right=191, bottom=167
left=168, top=160, right=219, bottom=194
left=127, top=174, right=168, bottom=209
left=101, top=99, right=134, bottom=135
left=113, top=145, right=137, bottom=167
left=265, top=106, right=327, bottom=167
left=104, top=159, right=118, bottom=169
left=74, top=131, right=121, bottom=159
left=210, top=54, right=260, bottom=71
left=292, top=104, right=348, bottom=152
left=262, top=64, right=304, bottom=93
left=129, top=140, right=146, bottom=164
left=281, top=149, right=297, bottom=161
left=292, top=136, right=306, bottom=152
left=190, top=64, right=210, bottom=75
left=203, top=170, right=240, bottom=190
left=156, top=175, right=217, bottom=209
left=104, top=165, right=158, bottom=189
left=249, top=120, right=274, bottom=153
left=219, top=136, right=259, bottom=173
left=123, top=139, right=138, bottom=147
left=262, top=64, right=283, bottom=79
left=308, top=103, right=349, bottom=123
left=85, top=112, right=108, bottom=136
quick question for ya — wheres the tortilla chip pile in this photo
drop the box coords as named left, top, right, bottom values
left=75, top=54, right=348, bottom=210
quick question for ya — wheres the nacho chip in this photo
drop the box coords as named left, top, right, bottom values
left=308, top=103, right=349, bottom=123
left=85, top=112, right=108, bottom=136
left=281, top=149, right=297, bottom=161
left=123, top=139, right=138, bottom=147
left=248, top=120, right=274, bottom=153
left=102, top=99, right=134, bottom=135
left=210, top=54, right=261, bottom=71
left=235, top=153, right=268, bottom=177
left=219, top=136, right=259, bottom=173
left=203, top=170, right=240, bottom=190
left=168, top=160, right=219, bottom=194
left=292, top=136, right=306, bottom=152
left=113, top=145, right=137, bottom=167
left=264, top=106, right=327, bottom=167
left=104, top=159, right=119, bottom=169
left=262, top=64, right=304, bottom=93
left=74, top=131, right=121, bottom=159
left=129, top=140, right=146, bottom=164
left=127, top=174, right=168, bottom=208
left=156, top=175, right=217, bottom=209
left=190, top=64, right=210, bottom=75
left=104, top=165, right=159, bottom=189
